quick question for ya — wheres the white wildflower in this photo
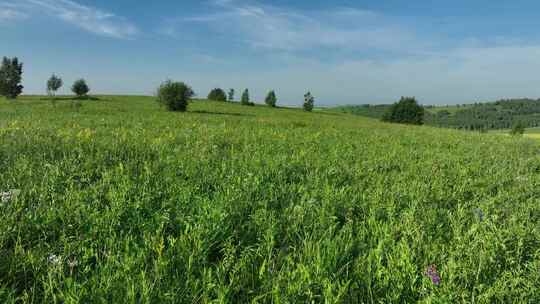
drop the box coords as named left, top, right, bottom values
left=1, top=189, right=21, bottom=204
left=67, top=258, right=79, bottom=268
left=48, top=254, right=62, bottom=265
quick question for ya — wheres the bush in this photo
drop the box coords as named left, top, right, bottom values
left=265, top=90, right=277, bottom=107
left=0, top=57, right=24, bottom=99
left=382, top=97, right=424, bottom=125
left=72, top=79, right=90, bottom=98
left=157, top=80, right=194, bottom=112
left=510, top=121, right=525, bottom=136
left=208, top=88, right=227, bottom=102
left=303, top=92, right=314, bottom=112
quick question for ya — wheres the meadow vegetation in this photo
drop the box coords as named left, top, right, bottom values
left=1, top=95, right=540, bottom=302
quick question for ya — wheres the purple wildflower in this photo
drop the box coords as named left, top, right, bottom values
left=425, top=265, right=441, bottom=285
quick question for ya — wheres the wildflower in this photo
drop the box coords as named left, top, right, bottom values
left=425, top=265, right=441, bottom=285
left=67, top=258, right=79, bottom=268
left=67, top=258, right=79, bottom=275
left=48, top=254, right=62, bottom=266
left=1, top=189, right=21, bottom=204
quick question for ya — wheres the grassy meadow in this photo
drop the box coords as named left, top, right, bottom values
left=1, top=96, right=540, bottom=303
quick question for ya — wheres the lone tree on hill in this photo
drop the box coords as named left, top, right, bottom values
left=72, top=79, right=90, bottom=98
left=157, top=80, right=194, bottom=112
left=510, top=121, right=525, bottom=136
left=382, top=96, right=424, bottom=125
left=265, top=90, right=277, bottom=107
left=0, top=57, right=24, bottom=99
left=228, top=88, right=235, bottom=102
left=303, top=91, right=314, bottom=112
left=47, top=74, right=63, bottom=99
left=208, top=88, right=227, bottom=102
left=241, top=89, right=251, bottom=105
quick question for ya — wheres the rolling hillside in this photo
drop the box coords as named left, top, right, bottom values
left=1, top=96, right=540, bottom=302
left=336, top=98, right=540, bottom=131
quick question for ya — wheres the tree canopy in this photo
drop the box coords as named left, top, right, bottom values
left=265, top=90, right=277, bottom=107
left=382, top=97, right=424, bottom=125
left=0, top=57, right=24, bottom=99
left=157, top=80, right=194, bottom=112
left=208, top=88, right=227, bottom=102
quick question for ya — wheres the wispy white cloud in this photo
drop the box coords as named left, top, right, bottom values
left=0, top=0, right=138, bottom=39
left=0, top=3, right=28, bottom=21
left=0, top=9, right=27, bottom=21
left=166, top=0, right=417, bottom=52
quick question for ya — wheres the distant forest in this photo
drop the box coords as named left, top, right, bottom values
left=335, top=98, right=540, bottom=130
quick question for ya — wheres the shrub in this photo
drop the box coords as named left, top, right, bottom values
left=303, top=91, right=314, bottom=112
left=0, top=57, right=24, bottom=99
left=382, top=97, right=424, bottom=125
left=265, top=90, right=277, bottom=107
left=208, top=88, right=227, bottom=102
left=72, top=79, right=90, bottom=98
left=156, top=80, right=194, bottom=112
left=228, top=89, right=235, bottom=102
left=510, top=121, right=525, bottom=136
left=47, top=74, right=63, bottom=99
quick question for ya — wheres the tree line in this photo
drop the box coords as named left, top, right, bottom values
left=0, top=57, right=317, bottom=112
left=424, top=99, right=540, bottom=131
left=0, top=57, right=92, bottom=100
left=158, top=82, right=317, bottom=112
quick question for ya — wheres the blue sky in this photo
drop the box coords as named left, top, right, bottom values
left=2, top=0, right=540, bottom=105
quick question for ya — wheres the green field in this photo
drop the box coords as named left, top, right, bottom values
left=2, top=96, right=540, bottom=303
left=492, top=127, right=540, bottom=139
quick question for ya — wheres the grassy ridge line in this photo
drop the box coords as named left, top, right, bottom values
left=1, top=96, right=540, bottom=302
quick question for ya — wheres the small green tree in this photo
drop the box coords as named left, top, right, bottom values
left=510, top=121, right=525, bottom=136
left=265, top=90, right=277, bottom=107
left=208, top=88, right=227, bottom=102
left=47, top=74, right=63, bottom=99
left=228, top=89, right=235, bottom=102
left=157, top=80, right=194, bottom=112
left=382, top=97, right=424, bottom=125
left=72, top=79, right=90, bottom=98
left=241, top=89, right=251, bottom=105
left=303, top=91, right=314, bottom=112
left=0, top=57, right=24, bottom=99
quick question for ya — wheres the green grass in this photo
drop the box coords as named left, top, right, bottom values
left=492, top=127, right=540, bottom=139
left=2, top=95, right=540, bottom=303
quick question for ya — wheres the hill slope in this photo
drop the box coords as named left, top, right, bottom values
left=1, top=96, right=540, bottom=302
left=336, top=98, right=540, bottom=131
